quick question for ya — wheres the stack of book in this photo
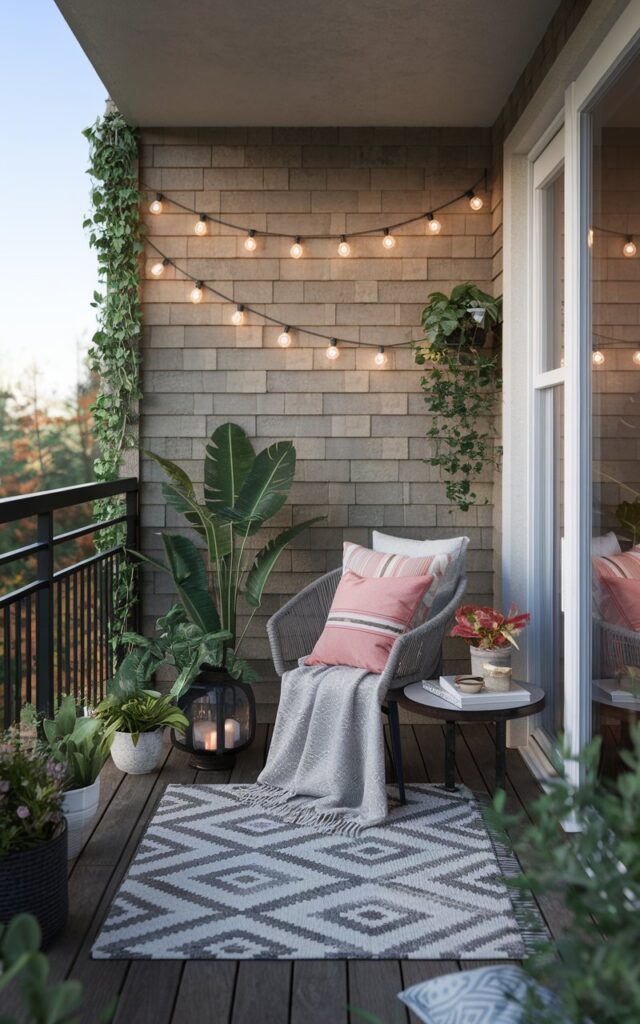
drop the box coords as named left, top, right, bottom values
left=593, top=679, right=640, bottom=705
left=422, top=676, right=532, bottom=709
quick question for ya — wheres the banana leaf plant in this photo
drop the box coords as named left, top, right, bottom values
left=138, top=423, right=322, bottom=687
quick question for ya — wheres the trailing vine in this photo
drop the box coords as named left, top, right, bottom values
left=83, top=111, right=143, bottom=651
left=413, top=284, right=502, bottom=512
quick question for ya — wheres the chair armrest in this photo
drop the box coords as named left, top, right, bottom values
left=380, top=574, right=468, bottom=690
left=266, top=568, right=341, bottom=675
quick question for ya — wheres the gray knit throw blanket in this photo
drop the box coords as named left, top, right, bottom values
left=242, top=659, right=389, bottom=836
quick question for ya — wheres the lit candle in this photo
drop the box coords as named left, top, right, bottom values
left=192, top=718, right=241, bottom=751
left=224, top=718, right=241, bottom=748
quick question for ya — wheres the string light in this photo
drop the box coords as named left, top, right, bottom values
left=592, top=350, right=605, bottom=366
left=244, top=230, right=257, bottom=252
left=194, top=214, right=208, bottom=236
left=277, top=327, right=291, bottom=348
left=382, top=229, right=396, bottom=249
left=427, top=213, right=441, bottom=234
left=633, top=351, right=640, bottom=366
left=468, top=190, right=483, bottom=211
left=189, top=281, right=203, bottom=304
left=231, top=304, right=245, bottom=325
left=623, top=236, right=637, bottom=258
left=337, top=235, right=351, bottom=257
left=150, top=258, right=169, bottom=277
left=374, top=346, right=388, bottom=367
left=149, top=193, right=163, bottom=215
left=326, top=339, right=340, bottom=360
left=290, top=236, right=303, bottom=259
left=587, top=228, right=594, bottom=248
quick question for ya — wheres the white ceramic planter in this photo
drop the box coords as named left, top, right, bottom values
left=470, top=645, right=512, bottom=678
left=62, top=776, right=101, bottom=859
left=111, top=729, right=164, bottom=774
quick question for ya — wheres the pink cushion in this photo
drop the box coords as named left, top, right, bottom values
left=593, top=548, right=640, bottom=619
left=305, top=570, right=433, bottom=674
left=600, top=577, right=640, bottom=631
left=342, top=541, right=450, bottom=625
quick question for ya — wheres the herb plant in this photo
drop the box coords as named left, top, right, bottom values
left=0, top=732, right=65, bottom=856
left=95, top=686, right=188, bottom=745
left=414, top=284, right=502, bottom=511
left=43, top=696, right=113, bottom=790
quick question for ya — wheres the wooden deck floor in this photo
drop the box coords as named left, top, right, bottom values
left=9, top=724, right=567, bottom=1024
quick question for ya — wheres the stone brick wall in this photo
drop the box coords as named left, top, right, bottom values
left=138, top=127, right=496, bottom=712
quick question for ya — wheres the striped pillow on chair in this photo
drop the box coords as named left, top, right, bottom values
left=343, top=541, right=451, bottom=625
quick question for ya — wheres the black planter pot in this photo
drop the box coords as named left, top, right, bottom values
left=0, top=823, right=68, bottom=948
left=173, top=665, right=256, bottom=770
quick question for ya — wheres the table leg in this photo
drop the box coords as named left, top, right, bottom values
left=495, top=719, right=507, bottom=791
left=445, top=721, right=457, bottom=791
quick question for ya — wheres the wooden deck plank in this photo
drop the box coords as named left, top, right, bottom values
left=291, top=961, right=349, bottom=1024
left=172, top=962, right=237, bottom=1024
left=348, top=961, right=408, bottom=1024
left=399, top=960, right=461, bottom=1024
left=112, top=962, right=184, bottom=1024
left=231, top=962, right=293, bottom=1024
left=412, top=724, right=446, bottom=784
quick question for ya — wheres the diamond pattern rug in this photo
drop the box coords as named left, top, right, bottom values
left=92, top=783, right=544, bottom=960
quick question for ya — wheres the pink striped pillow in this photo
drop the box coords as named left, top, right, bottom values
left=343, top=541, right=451, bottom=625
left=306, top=570, right=433, bottom=673
left=593, top=547, right=640, bottom=620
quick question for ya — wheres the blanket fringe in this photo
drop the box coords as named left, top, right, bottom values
left=237, top=783, right=370, bottom=837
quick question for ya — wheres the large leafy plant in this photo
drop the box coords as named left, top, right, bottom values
left=141, top=423, right=321, bottom=682
left=414, top=283, right=502, bottom=511
left=95, top=683, right=188, bottom=745
left=488, top=727, right=640, bottom=1024
left=42, top=696, right=113, bottom=790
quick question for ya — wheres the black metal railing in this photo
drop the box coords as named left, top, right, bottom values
left=0, top=479, right=138, bottom=725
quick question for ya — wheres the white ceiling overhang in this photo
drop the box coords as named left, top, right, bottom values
left=55, top=0, right=561, bottom=127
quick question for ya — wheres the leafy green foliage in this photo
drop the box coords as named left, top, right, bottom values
left=95, top=688, right=188, bottom=746
left=144, top=423, right=322, bottom=679
left=615, top=498, right=640, bottom=546
left=0, top=731, right=65, bottom=856
left=0, top=913, right=115, bottom=1024
left=42, top=696, right=113, bottom=790
left=83, top=112, right=142, bottom=654
left=487, top=727, right=640, bottom=1024
left=413, top=284, right=502, bottom=511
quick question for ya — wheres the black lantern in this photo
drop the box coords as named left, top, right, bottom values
left=173, top=665, right=256, bottom=769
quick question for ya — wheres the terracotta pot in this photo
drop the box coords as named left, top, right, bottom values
left=111, top=729, right=164, bottom=774
left=62, top=776, right=101, bottom=859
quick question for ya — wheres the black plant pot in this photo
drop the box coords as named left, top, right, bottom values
left=173, top=665, right=256, bottom=770
left=0, top=823, right=68, bottom=948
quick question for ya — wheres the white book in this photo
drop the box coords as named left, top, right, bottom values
left=434, top=675, right=532, bottom=708
left=593, top=679, right=640, bottom=704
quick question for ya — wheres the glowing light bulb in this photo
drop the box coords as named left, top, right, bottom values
left=150, top=260, right=166, bottom=277
left=592, top=350, right=605, bottom=366
left=231, top=305, right=245, bottom=325
left=194, top=214, right=208, bottom=236
left=469, top=192, right=483, bottom=211
left=290, top=236, right=303, bottom=259
left=149, top=193, right=163, bottom=215
left=326, top=340, right=340, bottom=361
left=277, top=328, right=291, bottom=348
left=633, top=351, right=640, bottom=366
left=190, top=282, right=203, bottom=304
left=623, top=237, right=637, bottom=258
left=244, top=231, right=257, bottom=252
left=374, top=347, right=388, bottom=367
left=587, top=228, right=594, bottom=249
left=382, top=229, right=396, bottom=249
left=338, top=236, right=351, bottom=257
left=427, top=214, right=441, bottom=234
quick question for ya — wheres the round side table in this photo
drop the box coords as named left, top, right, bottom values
left=399, top=681, right=546, bottom=792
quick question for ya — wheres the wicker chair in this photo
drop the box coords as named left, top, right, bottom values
left=266, top=569, right=468, bottom=803
left=594, top=616, right=640, bottom=677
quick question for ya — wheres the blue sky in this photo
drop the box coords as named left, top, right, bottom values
left=0, top=1, right=106, bottom=402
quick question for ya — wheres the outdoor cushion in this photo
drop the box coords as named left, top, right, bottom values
left=342, top=541, right=450, bottom=625
left=591, top=531, right=621, bottom=556
left=600, top=576, right=640, bottom=631
left=373, top=530, right=468, bottom=615
left=398, top=965, right=568, bottom=1024
left=593, top=546, right=640, bottom=623
left=305, top=569, right=432, bottom=674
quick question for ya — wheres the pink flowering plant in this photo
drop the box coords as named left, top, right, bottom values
left=450, top=604, right=530, bottom=650
left=0, top=730, right=65, bottom=856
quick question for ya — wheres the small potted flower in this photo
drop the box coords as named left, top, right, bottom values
left=43, top=696, right=113, bottom=859
left=95, top=676, right=188, bottom=775
left=450, top=604, right=530, bottom=679
left=0, top=730, right=67, bottom=947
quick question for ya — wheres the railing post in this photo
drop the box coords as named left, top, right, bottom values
left=36, top=510, right=54, bottom=715
left=125, top=486, right=139, bottom=633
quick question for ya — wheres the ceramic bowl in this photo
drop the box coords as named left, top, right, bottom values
left=454, top=675, right=484, bottom=694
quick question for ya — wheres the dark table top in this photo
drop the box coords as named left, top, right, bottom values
left=398, top=680, right=546, bottom=722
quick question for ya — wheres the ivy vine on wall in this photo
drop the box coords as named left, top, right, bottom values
left=83, top=111, right=142, bottom=649
left=413, top=284, right=503, bottom=512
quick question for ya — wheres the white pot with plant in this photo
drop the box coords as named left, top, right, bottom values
left=43, top=695, right=113, bottom=859
left=450, top=604, right=531, bottom=679
left=95, top=683, right=188, bottom=775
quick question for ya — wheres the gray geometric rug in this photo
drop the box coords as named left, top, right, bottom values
left=92, top=783, right=544, bottom=960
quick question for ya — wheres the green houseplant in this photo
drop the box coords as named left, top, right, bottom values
left=42, top=696, right=113, bottom=859
left=414, top=284, right=502, bottom=512
left=0, top=732, right=68, bottom=947
left=138, top=422, right=321, bottom=691
left=95, top=678, right=188, bottom=775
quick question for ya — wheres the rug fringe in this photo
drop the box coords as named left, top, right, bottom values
left=236, top=783, right=372, bottom=837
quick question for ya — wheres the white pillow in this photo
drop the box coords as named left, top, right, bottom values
left=372, top=531, right=469, bottom=615
left=591, top=532, right=621, bottom=557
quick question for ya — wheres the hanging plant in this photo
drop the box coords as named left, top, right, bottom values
left=413, top=283, right=502, bottom=512
left=83, top=111, right=143, bottom=650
